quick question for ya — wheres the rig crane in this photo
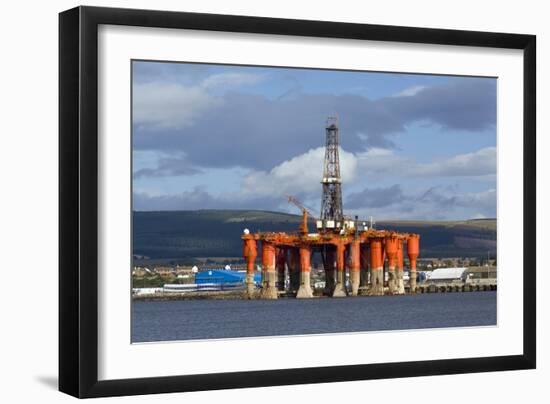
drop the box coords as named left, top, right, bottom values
left=287, top=195, right=318, bottom=235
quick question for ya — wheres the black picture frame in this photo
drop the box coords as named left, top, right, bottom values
left=59, top=5, right=536, bottom=398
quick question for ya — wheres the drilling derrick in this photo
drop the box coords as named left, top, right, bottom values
left=241, top=116, right=421, bottom=299
left=320, top=117, right=344, bottom=229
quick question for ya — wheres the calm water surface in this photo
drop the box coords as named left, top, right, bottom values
left=132, top=291, right=496, bottom=343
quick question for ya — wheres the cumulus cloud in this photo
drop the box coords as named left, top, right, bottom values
left=133, top=82, right=220, bottom=129
left=132, top=143, right=496, bottom=218
left=133, top=182, right=496, bottom=220
left=134, top=77, right=496, bottom=170
left=353, top=147, right=497, bottom=179
left=133, top=71, right=263, bottom=129
left=240, top=147, right=358, bottom=199
left=131, top=146, right=497, bottom=220
left=355, top=147, right=409, bottom=177
left=131, top=65, right=497, bottom=220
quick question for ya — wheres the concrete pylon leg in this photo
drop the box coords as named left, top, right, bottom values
left=296, top=246, right=313, bottom=298
left=388, top=268, right=397, bottom=294
left=359, top=267, right=368, bottom=295
left=359, top=271, right=370, bottom=295
left=296, top=271, right=313, bottom=298
left=385, top=237, right=399, bottom=295
left=332, top=270, right=347, bottom=297
left=396, top=241, right=405, bottom=294
left=246, top=272, right=256, bottom=299
left=261, top=270, right=278, bottom=299
left=396, top=270, right=405, bottom=294
left=350, top=270, right=360, bottom=296
left=349, top=240, right=361, bottom=296
left=260, top=241, right=277, bottom=299
left=370, top=269, right=384, bottom=296
left=369, top=239, right=385, bottom=296
left=260, top=269, right=267, bottom=295
left=409, top=271, right=417, bottom=294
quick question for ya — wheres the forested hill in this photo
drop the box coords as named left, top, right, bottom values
left=133, top=210, right=496, bottom=260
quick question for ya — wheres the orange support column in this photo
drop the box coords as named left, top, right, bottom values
left=370, top=238, right=384, bottom=295
left=407, top=235, right=420, bottom=293
left=242, top=237, right=257, bottom=299
left=396, top=240, right=405, bottom=294
left=296, top=245, right=313, bottom=298
left=324, top=246, right=336, bottom=296
left=260, top=241, right=277, bottom=299
left=349, top=240, right=361, bottom=296
left=333, top=242, right=347, bottom=297
left=276, top=248, right=286, bottom=292
left=385, top=236, right=399, bottom=294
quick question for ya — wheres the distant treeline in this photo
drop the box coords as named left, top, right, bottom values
left=133, top=210, right=496, bottom=260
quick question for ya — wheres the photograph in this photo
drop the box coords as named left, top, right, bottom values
left=130, top=60, right=498, bottom=343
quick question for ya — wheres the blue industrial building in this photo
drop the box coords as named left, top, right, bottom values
left=195, top=269, right=261, bottom=287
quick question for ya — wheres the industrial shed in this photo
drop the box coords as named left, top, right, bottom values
left=428, top=267, right=467, bottom=282
left=195, top=269, right=261, bottom=285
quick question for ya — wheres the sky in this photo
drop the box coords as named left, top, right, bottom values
left=132, top=60, right=497, bottom=221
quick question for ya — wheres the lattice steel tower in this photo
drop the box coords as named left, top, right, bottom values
left=320, top=117, right=344, bottom=223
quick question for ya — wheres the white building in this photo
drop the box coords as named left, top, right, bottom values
left=428, top=267, right=467, bottom=282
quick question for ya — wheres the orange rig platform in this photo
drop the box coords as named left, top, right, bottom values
left=242, top=223, right=420, bottom=299
left=241, top=117, right=420, bottom=299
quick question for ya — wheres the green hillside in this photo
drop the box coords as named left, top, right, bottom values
left=133, top=210, right=496, bottom=260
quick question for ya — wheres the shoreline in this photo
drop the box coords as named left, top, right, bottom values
left=132, top=283, right=496, bottom=302
left=133, top=289, right=253, bottom=301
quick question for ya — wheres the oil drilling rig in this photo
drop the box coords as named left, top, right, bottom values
left=242, top=117, right=420, bottom=299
